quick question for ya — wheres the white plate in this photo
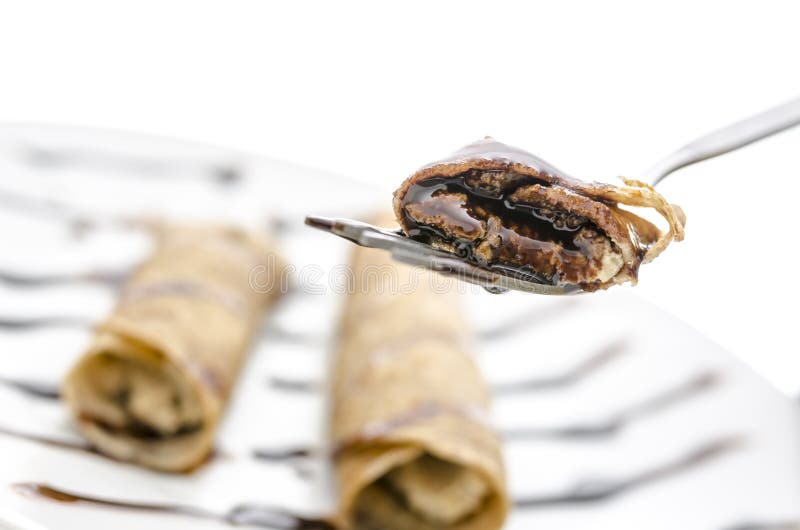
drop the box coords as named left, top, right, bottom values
left=0, top=125, right=797, bottom=530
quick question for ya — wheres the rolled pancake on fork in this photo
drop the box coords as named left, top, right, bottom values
left=393, top=137, right=686, bottom=291
left=63, top=223, right=284, bottom=472
left=331, top=214, right=508, bottom=530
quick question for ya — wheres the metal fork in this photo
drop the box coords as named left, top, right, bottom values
left=306, top=97, right=800, bottom=294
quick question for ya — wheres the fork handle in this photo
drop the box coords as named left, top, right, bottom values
left=643, top=96, right=800, bottom=186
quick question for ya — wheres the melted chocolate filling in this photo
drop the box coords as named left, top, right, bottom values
left=400, top=171, right=619, bottom=285
left=81, top=412, right=203, bottom=442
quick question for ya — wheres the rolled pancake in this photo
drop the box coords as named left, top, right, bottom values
left=393, top=137, right=686, bottom=290
left=331, top=215, right=508, bottom=530
left=63, top=224, right=284, bottom=472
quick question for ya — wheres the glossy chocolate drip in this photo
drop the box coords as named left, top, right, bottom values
left=400, top=173, right=604, bottom=284
left=0, top=376, right=61, bottom=400
left=12, top=482, right=335, bottom=529
left=513, top=435, right=742, bottom=508
left=501, top=371, right=720, bottom=440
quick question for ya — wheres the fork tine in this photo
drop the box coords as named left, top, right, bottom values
left=304, top=215, right=581, bottom=296
left=303, top=215, right=337, bottom=232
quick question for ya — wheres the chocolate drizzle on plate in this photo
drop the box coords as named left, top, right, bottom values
left=0, top=316, right=94, bottom=331
left=0, top=425, right=97, bottom=454
left=492, top=339, right=628, bottom=394
left=266, top=339, right=630, bottom=397
left=254, top=371, right=720, bottom=468
left=0, top=268, right=126, bottom=288
left=513, top=435, right=743, bottom=508
left=266, top=376, right=323, bottom=393
left=20, top=145, right=244, bottom=187
left=12, top=482, right=335, bottom=529
left=720, top=522, right=800, bottom=530
left=0, top=188, right=142, bottom=237
left=476, top=299, right=578, bottom=341
left=252, top=400, right=489, bottom=466
left=501, top=371, right=721, bottom=440
left=0, top=423, right=226, bottom=469
left=259, top=323, right=325, bottom=346
left=0, top=376, right=61, bottom=400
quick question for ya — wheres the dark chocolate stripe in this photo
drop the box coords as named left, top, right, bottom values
left=501, top=370, right=721, bottom=440
left=492, top=339, right=628, bottom=394
left=0, top=425, right=97, bottom=454
left=720, top=522, right=800, bottom=530
left=513, top=435, right=743, bottom=507
left=0, top=316, right=93, bottom=330
left=12, top=482, right=335, bottom=529
left=0, top=376, right=60, bottom=400
left=20, top=145, right=243, bottom=186
left=252, top=400, right=490, bottom=465
left=267, top=376, right=323, bottom=393
left=476, top=299, right=579, bottom=341
left=0, top=268, right=126, bottom=288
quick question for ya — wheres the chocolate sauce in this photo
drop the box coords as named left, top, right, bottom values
left=251, top=445, right=320, bottom=480
left=212, top=165, right=243, bottom=186
left=252, top=446, right=320, bottom=461
left=477, top=299, right=579, bottom=341
left=22, top=145, right=244, bottom=187
left=406, top=186, right=484, bottom=239
left=0, top=188, right=89, bottom=229
left=83, top=414, right=203, bottom=442
left=12, top=482, right=335, bottom=529
left=267, top=376, right=322, bottom=393
left=720, top=521, right=800, bottom=530
left=0, top=425, right=97, bottom=455
left=514, top=435, right=742, bottom=507
left=0, top=268, right=125, bottom=288
left=0, top=188, right=133, bottom=237
left=501, top=371, right=720, bottom=440
left=0, top=422, right=228, bottom=470
left=0, top=316, right=93, bottom=330
left=0, top=376, right=61, bottom=400
left=492, top=339, right=627, bottom=394
left=401, top=173, right=603, bottom=285
left=260, top=324, right=324, bottom=346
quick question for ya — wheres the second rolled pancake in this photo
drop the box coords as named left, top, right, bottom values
left=331, top=216, right=508, bottom=530
left=63, top=223, right=284, bottom=472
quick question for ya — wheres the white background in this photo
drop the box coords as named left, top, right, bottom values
left=1, top=1, right=799, bottom=394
